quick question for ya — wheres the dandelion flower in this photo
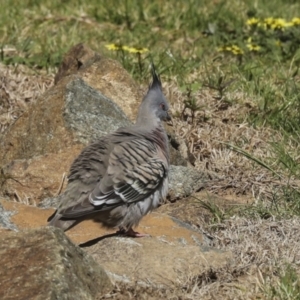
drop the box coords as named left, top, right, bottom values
left=231, top=45, right=244, bottom=55
left=105, top=44, right=123, bottom=51
left=291, top=17, right=300, bottom=26
left=263, top=18, right=292, bottom=30
left=105, top=44, right=149, bottom=54
left=246, top=18, right=260, bottom=26
left=246, top=43, right=261, bottom=51
left=217, top=45, right=243, bottom=55
left=232, top=49, right=244, bottom=55
left=264, top=17, right=275, bottom=26
left=123, top=46, right=149, bottom=54
left=272, top=18, right=289, bottom=29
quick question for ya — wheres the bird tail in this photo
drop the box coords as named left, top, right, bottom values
left=48, top=211, right=77, bottom=231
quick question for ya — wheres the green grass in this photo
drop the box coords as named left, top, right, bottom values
left=1, top=1, right=300, bottom=77
left=265, top=265, right=300, bottom=300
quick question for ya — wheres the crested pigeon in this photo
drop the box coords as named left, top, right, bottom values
left=48, top=64, right=170, bottom=237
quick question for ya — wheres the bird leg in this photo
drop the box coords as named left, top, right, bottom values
left=117, top=227, right=150, bottom=238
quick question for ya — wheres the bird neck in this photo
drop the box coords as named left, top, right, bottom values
left=136, top=112, right=160, bottom=128
left=150, top=125, right=170, bottom=164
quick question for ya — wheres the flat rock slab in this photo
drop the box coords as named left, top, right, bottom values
left=0, top=199, right=232, bottom=288
left=0, top=199, right=204, bottom=245
left=0, top=226, right=112, bottom=300
left=86, top=233, right=232, bottom=288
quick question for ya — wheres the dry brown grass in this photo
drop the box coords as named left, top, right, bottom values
left=0, top=63, right=54, bottom=134
left=164, top=79, right=300, bottom=204
left=199, top=217, right=300, bottom=299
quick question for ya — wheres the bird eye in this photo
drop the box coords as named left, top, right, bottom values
left=160, top=103, right=165, bottom=110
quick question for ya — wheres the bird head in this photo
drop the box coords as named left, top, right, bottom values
left=137, top=63, right=171, bottom=125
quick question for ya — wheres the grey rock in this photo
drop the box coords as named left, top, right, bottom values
left=166, top=127, right=190, bottom=167
left=168, top=165, right=221, bottom=201
left=0, top=226, right=112, bottom=300
left=0, top=202, right=17, bottom=231
left=168, top=139, right=188, bottom=167
left=64, top=78, right=131, bottom=144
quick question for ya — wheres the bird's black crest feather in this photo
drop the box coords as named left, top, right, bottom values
left=149, top=62, right=162, bottom=90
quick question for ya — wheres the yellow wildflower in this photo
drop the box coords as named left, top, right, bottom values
left=263, top=17, right=273, bottom=28
left=246, top=16, right=300, bottom=31
left=291, top=17, right=300, bottom=26
left=232, top=49, right=244, bottom=55
left=123, top=46, right=149, bottom=54
left=217, top=45, right=243, bottom=55
left=246, top=43, right=261, bottom=51
left=264, top=17, right=275, bottom=26
left=105, top=44, right=149, bottom=54
left=262, top=18, right=293, bottom=30
left=231, top=45, right=244, bottom=55
left=218, top=46, right=229, bottom=52
left=105, top=43, right=123, bottom=51
left=271, top=18, right=288, bottom=29
left=246, top=18, right=260, bottom=26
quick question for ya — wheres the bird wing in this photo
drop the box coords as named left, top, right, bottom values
left=48, top=138, right=112, bottom=221
left=60, top=137, right=168, bottom=218
left=90, top=158, right=167, bottom=206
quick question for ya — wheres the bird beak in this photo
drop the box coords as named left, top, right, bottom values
left=165, top=111, right=172, bottom=123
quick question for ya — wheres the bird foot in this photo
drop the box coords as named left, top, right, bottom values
left=117, top=227, right=150, bottom=238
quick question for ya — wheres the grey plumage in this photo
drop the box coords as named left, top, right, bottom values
left=48, top=64, right=170, bottom=237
